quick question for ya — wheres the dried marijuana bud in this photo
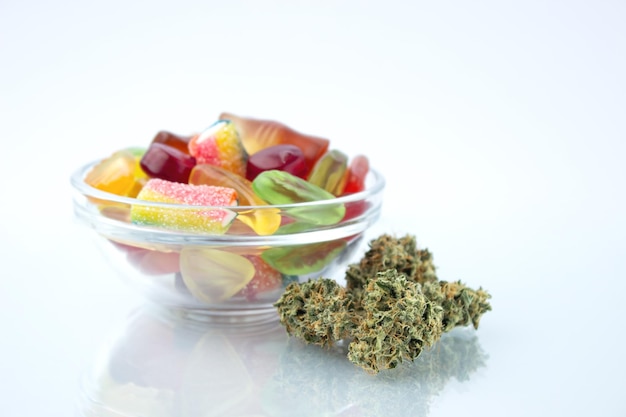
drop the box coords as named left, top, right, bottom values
left=274, top=278, right=356, bottom=347
left=437, top=280, right=492, bottom=331
left=347, top=269, right=444, bottom=373
left=274, top=233, right=493, bottom=374
left=346, top=234, right=437, bottom=297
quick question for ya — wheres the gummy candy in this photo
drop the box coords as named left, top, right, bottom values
left=246, top=144, right=308, bottom=181
left=140, top=142, right=197, bottom=183
left=151, top=130, right=193, bottom=154
left=237, top=255, right=283, bottom=300
left=179, top=247, right=255, bottom=303
left=125, top=247, right=181, bottom=276
left=219, top=112, right=329, bottom=172
left=342, top=155, right=369, bottom=194
left=189, top=164, right=281, bottom=236
left=85, top=148, right=147, bottom=198
left=252, top=170, right=345, bottom=225
left=188, top=120, right=248, bottom=178
left=131, top=178, right=237, bottom=233
left=307, top=149, right=348, bottom=196
left=261, top=240, right=347, bottom=275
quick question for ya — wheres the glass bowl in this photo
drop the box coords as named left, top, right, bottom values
left=71, top=159, right=385, bottom=323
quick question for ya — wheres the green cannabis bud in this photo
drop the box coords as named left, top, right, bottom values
left=346, top=234, right=437, bottom=299
left=347, top=269, right=444, bottom=373
left=274, top=233, right=493, bottom=374
left=274, top=278, right=356, bottom=347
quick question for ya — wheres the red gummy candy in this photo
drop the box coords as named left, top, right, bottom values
left=246, top=144, right=308, bottom=181
left=140, top=142, right=197, bottom=183
left=342, top=155, right=369, bottom=195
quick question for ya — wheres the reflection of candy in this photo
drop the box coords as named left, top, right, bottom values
left=252, top=170, right=345, bottom=225
left=180, top=248, right=255, bottom=303
left=140, top=142, right=197, bottom=183
left=246, top=144, right=308, bottom=181
left=238, top=255, right=283, bottom=301
left=131, top=178, right=237, bottom=234
left=262, top=240, right=347, bottom=275
left=188, top=120, right=248, bottom=178
left=219, top=112, right=329, bottom=172
left=85, top=148, right=147, bottom=198
left=189, top=164, right=280, bottom=236
left=342, top=155, right=369, bottom=195
left=307, top=149, right=348, bottom=196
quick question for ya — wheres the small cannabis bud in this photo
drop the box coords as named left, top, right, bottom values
left=346, top=234, right=437, bottom=303
left=274, top=233, right=492, bottom=374
left=274, top=278, right=356, bottom=347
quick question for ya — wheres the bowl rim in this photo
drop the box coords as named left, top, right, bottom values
left=70, top=159, right=385, bottom=246
left=70, top=159, right=386, bottom=211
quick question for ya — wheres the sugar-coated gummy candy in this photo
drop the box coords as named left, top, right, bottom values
left=342, top=154, right=369, bottom=194
left=151, top=130, right=194, bottom=154
left=188, top=120, right=248, bottom=178
left=252, top=170, right=345, bottom=225
left=246, top=144, right=308, bottom=181
left=131, top=178, right=237, bottom=234
left=85, top=148, right=148, bottom=198
left=307, top=149, right=349, bottom=196
left=189, top=164, right=281, bottom=236
left=219, top=112, right=329, bottom=173
left=140, top=142, right=197, bottom=183
left=180, top=248, right=255, bottom=303
left=261, top=239, right=347, bottom=275
left=237, top=255, right=283, bottom=301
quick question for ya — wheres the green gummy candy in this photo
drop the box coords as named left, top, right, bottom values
left=252, top=170, right=345, bottom=225
left=262, top=240, right=347, bottom=275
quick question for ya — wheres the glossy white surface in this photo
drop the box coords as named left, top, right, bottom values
left=1, top=1, right=625, bottom=416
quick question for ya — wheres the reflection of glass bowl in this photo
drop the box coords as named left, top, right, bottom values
left=76, top=306, right=488, bottom=417
left=70, top=160, right=385, bottom=323
left=77, top=306, right=288, bottom=417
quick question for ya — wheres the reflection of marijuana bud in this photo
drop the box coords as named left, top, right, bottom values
left=274, top=233, right=493, bottom=374
left=263, top=327, right=488, bottom=417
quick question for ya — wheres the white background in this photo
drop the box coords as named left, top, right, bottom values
left=1, top=1, right=625, bottom=416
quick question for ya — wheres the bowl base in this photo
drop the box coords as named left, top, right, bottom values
left=160, top=304, right=280, bottom=326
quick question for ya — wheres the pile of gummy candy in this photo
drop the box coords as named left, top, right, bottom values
left=84, top=113, right=371, bottom=304
left=86, top=112, right=369, bottom=236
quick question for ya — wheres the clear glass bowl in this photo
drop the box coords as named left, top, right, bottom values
left=71, top=160, right=385, bottom=323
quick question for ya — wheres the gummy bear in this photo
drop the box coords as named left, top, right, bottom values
left=219, top=112, right=329, bottom=173
left=246, top=144, right=308, bottom=181
left=188, top=120, right=248, bottom=178
left=140, top=142, right=197, bottom=183
left=307, top=149, right=348, bottom=196
left=189, top=164, right=281, bottom=235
